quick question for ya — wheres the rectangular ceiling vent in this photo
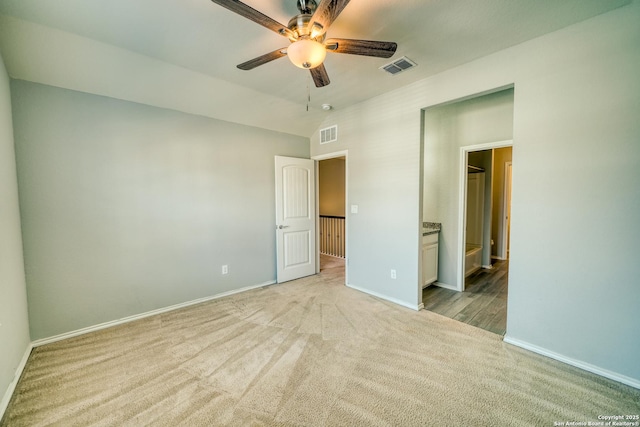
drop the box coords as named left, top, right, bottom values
left=320, top=125, right=338, bottom=144
left=380, top=56, right=417, bottom=76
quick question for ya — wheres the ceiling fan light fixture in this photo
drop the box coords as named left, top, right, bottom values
left=287, top=38, right=326, bottom=69
left=210, top=0, right=398, bottom=87
left=309, top=22, right=325, bottom=39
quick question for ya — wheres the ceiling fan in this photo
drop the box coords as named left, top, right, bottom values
left=210, top=0, right=398, bottom=88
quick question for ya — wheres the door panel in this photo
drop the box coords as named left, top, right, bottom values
left=284, top=230, right=311, bottom=267
left=275, top=156, right=316, bottom=283
left=283, top=166, right=309, bottom=219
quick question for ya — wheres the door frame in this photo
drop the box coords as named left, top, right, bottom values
left=500, top=161, right=513, bottom=260
left=312, top=150, right=348, bottom=284
left=456, top=140, right=512, bottom=291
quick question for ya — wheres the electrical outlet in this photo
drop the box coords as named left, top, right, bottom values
left=222, top=265, right=228, bottom=275
left=390, top=269, right=397, bottom=279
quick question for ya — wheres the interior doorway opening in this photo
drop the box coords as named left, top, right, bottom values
left=458, top=143, right=512, bottom=291
left=313, top=151, right=347, bottom=284
left=420, top=86, right=514, bottom=335
left=463, top=147, right=512, bottom=287
left=427, top=144, right=513, bottom=336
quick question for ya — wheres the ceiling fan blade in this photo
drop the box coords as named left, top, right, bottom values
left=210, top=0, right=293, bottom=39
left=325, top=38, right=397, bottom=58
left=308, top=0, right=351, bottom=35
left=237, top=48, right=288, bottom=70
left=310, top=64, right=330, bottom=88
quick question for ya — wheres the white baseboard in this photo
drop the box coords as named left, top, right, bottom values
left=503, top=335, right=640, bottom=390
left=432, top=281, right=459, bottom=291
left=1, top=343, right=33, bottom=420
left=346, top=283, right=422, bottom=311
left=32, top=280, right=276, bottom=348
left=319, top=253, right=345, bottom=260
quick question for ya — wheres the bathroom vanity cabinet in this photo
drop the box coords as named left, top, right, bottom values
left=422, top=232, right=439, bottom=287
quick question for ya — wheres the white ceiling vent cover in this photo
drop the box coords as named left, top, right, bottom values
left=320, top=125, right=338, bottom=144
left=380, top=56, right=417, bottom=75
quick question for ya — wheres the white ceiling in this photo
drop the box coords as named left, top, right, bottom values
left=0, top=0, right=630, bottom=136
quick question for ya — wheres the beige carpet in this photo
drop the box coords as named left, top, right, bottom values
left=3, top=258, right=639, bottom=426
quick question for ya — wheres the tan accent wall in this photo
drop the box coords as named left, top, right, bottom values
left=319, top=158, right=345, bottom=217
left=491, top=147, right=512, bottom=258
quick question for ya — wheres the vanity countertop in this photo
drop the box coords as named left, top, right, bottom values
left=422, top=222, right=442, bottom=236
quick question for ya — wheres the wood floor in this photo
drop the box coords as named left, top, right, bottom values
left=422, top=260, right=508, bottom=336
left=319, top=253, right=345, bottom=272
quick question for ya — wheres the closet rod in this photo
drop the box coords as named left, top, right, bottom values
left=467, top=165, right=485, bottom=172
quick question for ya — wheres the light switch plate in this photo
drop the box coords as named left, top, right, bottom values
left=351, top=205, right=358, bottom=214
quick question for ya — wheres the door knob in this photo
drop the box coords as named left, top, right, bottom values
left=277, top=225, right=289, bottom=229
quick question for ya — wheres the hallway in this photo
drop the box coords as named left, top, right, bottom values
left=319, top=253, right=345, bottom=272
left=422, top=260, right=508, bottom=335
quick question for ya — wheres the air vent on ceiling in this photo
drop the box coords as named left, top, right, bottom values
left=320, top=125, right=338, bottom=144
left=380, top=56, right=417, bottom=76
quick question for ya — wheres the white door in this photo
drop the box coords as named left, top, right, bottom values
left=275, top=156, right=316, bottom=283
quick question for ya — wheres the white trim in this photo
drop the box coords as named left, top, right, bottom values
left=32, top=280, right=276, bottom=347
left=347, top=283, right=422, bottom=311
left=1, top=343, right=33, bottom=419
left=314, top=160, right=321, bottom=274
left=311, top=150, right=348, bottom=161
left=457, top=140, right=513, bottom=292
left=312, top=150, right=349, bottom=285
left=319, top=253, right=345, bottom=260
left=503, top=335, right=640, bottom=390
left=432, top=281, right=458, bottom=291
left=422, top=84, right=515, bottom=111
left=500, top=161, right=512, bottom=260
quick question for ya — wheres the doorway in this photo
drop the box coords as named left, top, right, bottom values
left=457, top=142, right=512, bottom=291
left=313, top=151, right=347, bottom=284
left=423, top=144, right=513, bottom=335
left=421, top=87, right=514, bottom=335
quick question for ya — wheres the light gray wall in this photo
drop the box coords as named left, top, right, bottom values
left=0, top=54, right=30, bottom=406
left=423, top=90, right=514, bottom=287
left=11, top=81, right=309, bottom=340
left=311, top=1, right=640, bottom=384
left=310, top=104, right=423, bottom=308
